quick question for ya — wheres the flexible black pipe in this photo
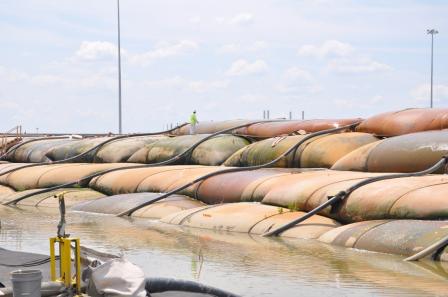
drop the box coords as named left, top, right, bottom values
left=0, top=136, right=73, bottom=160
left=145, top=277, right=240, bottom=297
left=3, top=120, right=280, bottom=206
left=0, top=257, right=59, bottom=268
left=117, top=122, right=361, bottom=216
left=404, top=233, right=448, bottom=261
left=262, top=156, right=448, bottom=237
left=0, top=123, right=189, bottom=180
left=52, top=123, right=190, bottom=163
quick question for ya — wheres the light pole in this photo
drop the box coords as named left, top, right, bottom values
left=117, top=0, right=122, bottom=133
left=427, top=29, right=438, bottom=108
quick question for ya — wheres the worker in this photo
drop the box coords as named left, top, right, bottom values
left=189, top=110, right=199, bottom=134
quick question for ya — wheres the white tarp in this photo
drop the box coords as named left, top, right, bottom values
left=84, top=258, right=146, bottom=297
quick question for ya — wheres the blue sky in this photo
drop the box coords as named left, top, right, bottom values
left=0, top=0, right=447, bottom=133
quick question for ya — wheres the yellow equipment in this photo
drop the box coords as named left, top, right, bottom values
left=49, top=191, right=82, bottom=294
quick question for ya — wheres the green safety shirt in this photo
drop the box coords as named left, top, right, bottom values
left=190, top=113, right=198, bottom=125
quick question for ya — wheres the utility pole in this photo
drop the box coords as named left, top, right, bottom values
left=427, top=29, right=438, bottom=108
left=117, top=0, right=123, bottom=133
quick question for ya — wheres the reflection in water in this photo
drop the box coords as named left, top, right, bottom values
left=1, top=206, right=448, bottom=296
left=191, top=246, right=204, bottom=280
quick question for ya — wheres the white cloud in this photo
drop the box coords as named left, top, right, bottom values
left=283, top=67, right=314, bottom=81
left=276, top=67, right=320, bottom=94
left=0, top=100, right=20, bottom=110
left=225, top=59, right=267, bottom=76
left=143, top=76, right=184, bottom=89
left=143, top=77, right=229, bottom=93
left=411, top=83, right=448, bottom=102
left=1, top=1, right=446, bottom=133
left=75, top=108, right=109, bottom=120
left=188, top=16, right=201, bottom=24
left=239, top=94, right=270, bottom=104
left=29, top=69, right=116, bottom=90
left=0, top=63, right=117, bottom=91
left=75, top=41, right=118, bottom=60
left=218, top=41, right=267, bottom=54
left=298, top=40, right=391, bottom=74
left=298, top=40, right=354, bottom=58
left=333, top=98, right=356, bottom=109
left=131, top=40, right=199, bottom=66
left=187, top=80, right=229, bottom=93
left=0, top=65, right=29, bottom=82
left=216, top=13, right=254, bottom=26
left=31, top=74, right=66, bottom=86
left=215, top=17, right=226, bottom=24
left=73, top=40, right=198, bottom=66
left=252, top=41, right=268, bottom=50
left=218, top=44, right=239, bottom=54
left=228, top=13, right=254, bottom=26
left=327, top=57, right=391, bottom=73
left=370, top=95, right=384, bottom=104
left=276, top=83, right=321, bottom=94
left=332, top=95, right=388, bottom=109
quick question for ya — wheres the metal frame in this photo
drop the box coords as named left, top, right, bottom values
left=49, top=237, right=81, bottom=293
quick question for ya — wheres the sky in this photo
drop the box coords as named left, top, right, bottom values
left=0, top=0, right=447, bottom=133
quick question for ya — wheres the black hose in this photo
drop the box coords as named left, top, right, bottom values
left=52, top=123, right=189, bottom=163
left=146, top=277, right=240, bottom=297
left=3, top=120, right=280, bottom=206
left=262, top=156, right=448, bottom=237
left=0, top=136, right=73, bottom=160
left=0, top=123, right=190, bottom=180
left=404, top=233, right=448, bottom=261
left=117, top=122, right=361, bottom=216
left=0, top=256, right=60, bottom=268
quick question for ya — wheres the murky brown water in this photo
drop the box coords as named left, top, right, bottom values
left=1, top=205, right=448, bottom=296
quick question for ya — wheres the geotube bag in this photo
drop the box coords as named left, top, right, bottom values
left=82, top=258, right=146, bottom=297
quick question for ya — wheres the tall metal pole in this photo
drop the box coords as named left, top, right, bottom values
left=430, top=32, right=434, bottom=108
left=117, top=0, right=122, bottom=133
left=427, top=29, right=438, bottom=109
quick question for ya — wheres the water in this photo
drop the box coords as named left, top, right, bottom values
left=1, top=205, right=448, bottom=296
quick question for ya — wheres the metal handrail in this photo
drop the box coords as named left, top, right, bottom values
left=0, top=125, right=22, bottom=155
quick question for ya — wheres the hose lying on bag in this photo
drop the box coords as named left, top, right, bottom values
left=0, top=123, right=190, bottom=179
left=404, top=233, right=448, bottom=261
left=0, top=257, right=52, bottom=268
left=0, top=136, right=73, bottom=160
left=3, top=120, right=280, bottom=206
left=262, top=156, right=448, bottom=237
left=146, top=278, right=240, bottom=297
left=49, top=123, right=190, bottom=164
left=117, top=121, right=361, bottom=216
